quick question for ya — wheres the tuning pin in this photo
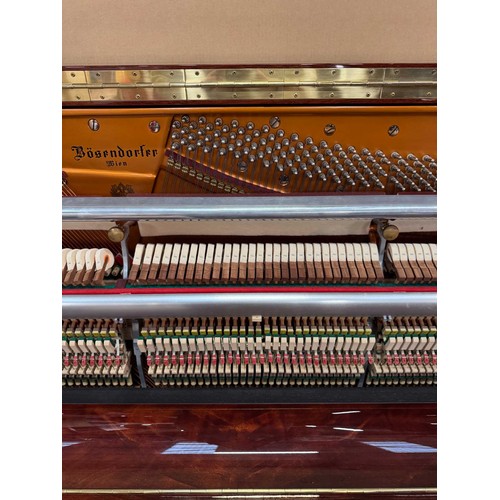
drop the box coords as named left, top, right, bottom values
left=206, top=123, right=214, bottom=131
left=333, top=143, right=343, bottom=151
left=422, top=154, right=435, bottom=162
left=215, top=118, right=223, bottom=126
left=282, top=138, right=290, bottom=147
left=172, top=120, right=181, bottom=129
left=189, top=121, right=198, bottom=130
left=181, top=114, right=190, bottom=123
left=237, top=127, right=245, bottom=135
left=296, top=141, right=304, bottom=150
left=347, top=146, right=357, bottom=154
left=389, top=176, right=405, bottom=191
left=261, top=124, right=270, bottom=133
left=291, top=133, right=299, bottom=141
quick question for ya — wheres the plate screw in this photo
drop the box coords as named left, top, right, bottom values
left=279, top=174, right=290, bottom=186
left=270, top=116, right=280, bottom=128
left=88, top=118, right=100, bottom=131
left=324, top=124, right=336, bottom=136
left=149, top=120, right=160, bottom=133
left=388, top=125, right=400, bottom=136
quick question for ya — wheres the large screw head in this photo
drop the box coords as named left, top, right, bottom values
left=107, top=226, right=125, bottom=243
left=269, top=116, right=280, bottom=128
left=88, top=118, right=100, bottom=131
left=382, top=224, right=400, bottom=241
left=388, top=125, right=400, bottom=136
left=324, top=124, right=336, bottom=136
left=149, top=120, right=160, bottom=133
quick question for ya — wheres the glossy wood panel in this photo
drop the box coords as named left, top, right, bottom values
left=63, top=403, right=436, bottom=496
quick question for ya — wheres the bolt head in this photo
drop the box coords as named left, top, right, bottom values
left=88, top=118, right=100, bottom=131
left=324, top=124, right=336, bottom=136
left=107, top=226, right=125, bottom=243
left=382, top=224, right=400, bottom=241
left=388, top=125, right=400, bottom=136
left=149, top=120, right=160, bottom=133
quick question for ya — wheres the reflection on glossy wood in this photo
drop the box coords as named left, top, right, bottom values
left=63, top=403, right=436, bottom=495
